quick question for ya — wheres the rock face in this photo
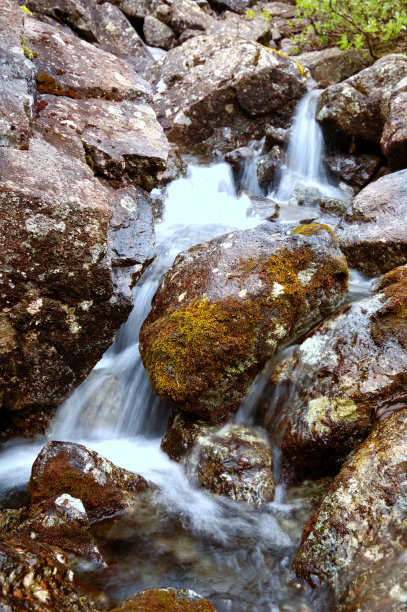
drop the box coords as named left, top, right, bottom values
left=297, top=47, right=373, bottom=86
left=187, top=425, right=275, bottom=506
left=110, top=587, right=217, bottom=611
left=263, top=265, right=407, bottom=475
left=0, top=3, right=169, bottom=417
left=140, top=222, right=348, bottom=422
left=336, top=169, right=407, bottom=275
left=293, top=409, right=407, bottom=604
left=316, top=54, right=407, bottom=146
left=381, top=77, right=407, bottom=171
left=145, top=34, right=307, bottom=153
left=28, top=442, right=151, bottom=520
left=0, top=535, right=95, bottom=610
left=325, top=152, right=381, bottom=192
left=0, top=494, right=103, bottom=562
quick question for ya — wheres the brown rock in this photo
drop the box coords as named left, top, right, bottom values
left=0, top=494, right=103, bottom=562
left=161, top=409, right=213, bottom=461
left=325, top=151, right=381, bottom=190
left=26, top=0, right=99, bottom=41
left=145, top=33, right=307, bottom=153
left=143, top=15, right=176, bottom=50
left=336, top=169, right=407, bottom=275
left=105, top=0, right=158, bottom=19
left=139, top=222, right=348, bottom=422
left=381, top=76, right=407, bottom=171
left=187, top=424, right=275, bottom=506
left=297, top=48, right=373, bottom=86
left=263, top=265, right=407, bottom=475
left=0, top=534, right=95, bottom=610
left=28, top=441, right=151, bottom=520
left=26, top=18, right=151, bottom=102
left=317, top=54, right=407, bottom=146
left=170, top=0, right=213, bottom=35
left=110, top=587, right=217, bottom=611
left=293, top=409, right=407, bottom=602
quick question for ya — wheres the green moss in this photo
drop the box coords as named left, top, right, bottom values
left=22, top=36, right=34, bottom=60
left=85, top=154, right=95, bottom=172
left=141, top=297, right=261, bottom=403
left=290, top=223, right=335, bottom=237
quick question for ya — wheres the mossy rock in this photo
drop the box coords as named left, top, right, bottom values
left=110, top=587, right=217, bottom=611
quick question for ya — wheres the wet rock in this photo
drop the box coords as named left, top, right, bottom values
left=0, top=1, right=35, bottom=149
left=110, top=587, right=217, bottom=611
left=0, top=494, right=103, bottom=563
left=143, top=15, right=176, bottom=50
left=139, top=222, right=348, bottom=422
left=257, top=146, right=284, bottom=190
left=264, top=124, right=289, bottom=150
left=293, top=409, right=407, bottom=601
left=36, top=94, right=169, bottom=189
left=28, top=441, right=151, bottom=520
left=336, top=169, right=407, bottom=275
left=297, top=48, right=373, bottom=86
left=187, top=424, right=275, bottom=506
left=381, top=77, right=407, bottom=171
left=27, top=18, right=151, bottom=102
left=0, top=534, right=95, bottom=610
left=325, top=151, right=381, bottom=191
left=146, top=33, right=307, bottom=153
left=161, top=409, right=213, bottom=461
left=264, top=265, right=407, bottom=475
left=224, top=145, right=254, bottom=190
left=247, top=196, right=279, bottom=220
left=317, top=54, right=407, bottom=146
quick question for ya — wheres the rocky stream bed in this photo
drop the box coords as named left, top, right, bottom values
left=1, top=0, right=407, bottom=610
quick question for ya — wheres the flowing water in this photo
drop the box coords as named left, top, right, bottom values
left=0, top=93, right=373, bottom=611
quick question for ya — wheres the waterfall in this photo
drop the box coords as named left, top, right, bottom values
left=272, top=89, right=343, bottom=203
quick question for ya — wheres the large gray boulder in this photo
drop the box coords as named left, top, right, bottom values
left=336, top=169, right=407, bottom=275
left=139, top=222, right=348, bottom=422
left=145, top=33, right=307, bottom=153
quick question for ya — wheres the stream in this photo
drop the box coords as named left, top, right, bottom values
left=0, top=91, right=373, bottom=611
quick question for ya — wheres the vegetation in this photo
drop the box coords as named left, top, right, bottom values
left=292, top=0, right=407, bottom=57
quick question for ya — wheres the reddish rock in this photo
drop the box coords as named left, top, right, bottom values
left=317, top=54, right=407, bottom=147
left=0, top=534, right=95, bottom=610
left=110, top=587, right=217, bottom=611
left=325, top=151, right=381, bottom=191
left=145, top=33, right=307, bottom=153
left=28, top=441, right=151, bottom=521
left=264, top=265, right=407, bottom=475
left=140, top=222, right=348, bottom=422
left=336, top=169, right=407, bottom=275
left=187, top=424, right=275, bottom=506
left=0, top=494, right=103, bottom=563
left=294, top=409, right=407, bottom=604
left=161, top=409, right=213, bottom=461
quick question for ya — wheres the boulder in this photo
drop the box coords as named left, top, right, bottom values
left=161, top=409, right=213, bottom=461
left=257, top=146, right=284, bottom=190
left=187, top=425, right=275, bottom=506
left=28, top=441, right=151, bottom=520
left=297, top=48, right=373, bottom=86
left=169, top=0, right=213, bottom=36
left=316, top=54, right=407, bottom=146
left=110, top=587, right=217, bottom=611
left=0, top=534, right=95, bottom=610
left=263, top=265, right=407, bottom=475
left=293, top=409, right=407, bottom=602
left=325, top=151, right=381, bottom=191
left=0, top=494, right=103, bottom=562
left=26, top=0, right=99, bottom=41
left=143, top=15, right=176, bottom=50
left=139, top=222, right=348, bottom=422
left=381, top=77, right=407, bottom=171
left=207, top=0, right=256, bottom=14
left=105, top=0, right=158, bottom=19
left=35, top=94, right=169, bottom=189
left=26, top=18, right=151, bottom=102
left=336, top=169, right=407, bottom=275
left=145, top=33, right=307, bottom=153
left=207, top=11, right=274, bottom=46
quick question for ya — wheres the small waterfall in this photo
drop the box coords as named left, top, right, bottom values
left=272, top=89, right=343, bottom=203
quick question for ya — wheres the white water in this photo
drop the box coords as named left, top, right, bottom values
left=272, top=90, right=344, bottom=203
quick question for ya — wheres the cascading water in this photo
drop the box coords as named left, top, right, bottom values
left=271, top=89, right=344, bottom=203
left=0, top=93, right=372, bottom=611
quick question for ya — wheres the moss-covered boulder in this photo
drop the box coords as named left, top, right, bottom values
left=140, top=222, right=348, bottom=422
left=0, top=534, right=95, bottom=611
left=293, top=409, right=407, bottom=606
left=187, top=424, right=275, bottom=506
left=110, top=587, right=217, bottom=611
left=263, top=264, right=407, bottom=476
left=28, top=441, right=151, bottom=520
